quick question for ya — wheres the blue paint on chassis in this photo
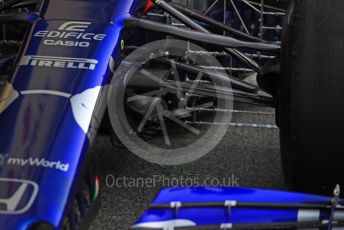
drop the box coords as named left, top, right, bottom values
left=0, top=0, right=142, bottom=229
left=135, top=187, right=340, bottom=226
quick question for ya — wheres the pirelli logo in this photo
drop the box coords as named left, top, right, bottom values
left=20, top=55, right=98, bottom=70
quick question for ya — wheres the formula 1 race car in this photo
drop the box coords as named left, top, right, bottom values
left=0, top=0, right=343, bottom=229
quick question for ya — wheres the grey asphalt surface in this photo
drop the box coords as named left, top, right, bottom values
left=89, top=103, right=285, bottom=230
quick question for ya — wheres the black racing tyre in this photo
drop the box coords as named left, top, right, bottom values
left=280, top=0, right=344, bottom=194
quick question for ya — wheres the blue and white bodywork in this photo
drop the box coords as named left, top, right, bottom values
left=133, top=187, right=344, bottom=229
left=0, top=0, right=143, bottom=229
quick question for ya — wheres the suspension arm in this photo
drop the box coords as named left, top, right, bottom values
left=0, top=0, right=21, bottom=11
left=124, top=18, right=280, bottom=53
left=155, top=58, right=259, bottom=93
left=169, top=3, right=263, bottom=42
left=0, top=13, right=34, bottom=23
left=150, top=0, right=264, bottom=71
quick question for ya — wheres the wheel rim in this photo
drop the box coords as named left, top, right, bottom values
left=108, top=39, right=233, bottom=165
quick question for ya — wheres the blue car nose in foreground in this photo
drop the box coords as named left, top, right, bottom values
left=0, top=0, right=143, bottom=229
left=133, top=186, right=344, bottom=229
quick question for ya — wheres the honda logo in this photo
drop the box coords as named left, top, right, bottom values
left=0, top=178, right=39, bottom=214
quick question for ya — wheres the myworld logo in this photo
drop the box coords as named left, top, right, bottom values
left=0, top=153, right=69, bottom=172
left=7, top=157, right=69, bottom=172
